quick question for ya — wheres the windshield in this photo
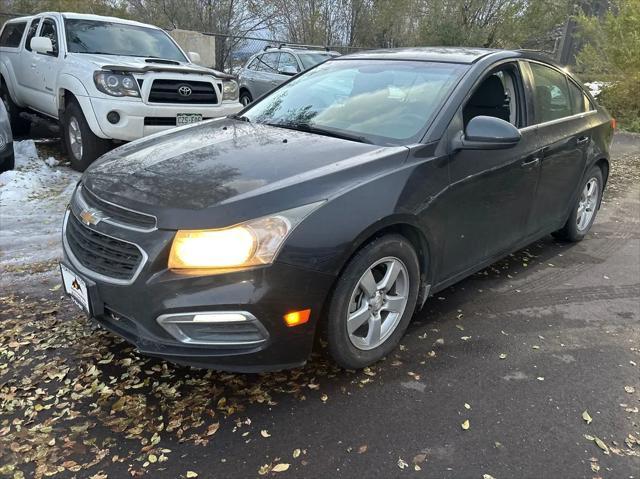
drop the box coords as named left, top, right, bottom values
left=243, top=59, right=466, bottom=145
left=298, top=52, right=337, bottom=69
left=64, top=19, right=187, bottom=62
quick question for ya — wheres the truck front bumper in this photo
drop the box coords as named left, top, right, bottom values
left=89, top=97, right=243, bottom=141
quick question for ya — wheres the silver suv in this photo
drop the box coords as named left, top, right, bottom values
left=237, top=45, right=339, bottom=105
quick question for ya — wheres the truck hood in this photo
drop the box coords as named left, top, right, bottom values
left=69, top=53, right=231, bottom=78
left=83, top=119, right=407, bottom=230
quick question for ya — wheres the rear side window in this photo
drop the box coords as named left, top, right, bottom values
left=25, top=18, right=41, bottom=52
left=0, top=22, right=27, bottom=48
left=568, top=80, right=593, bottom=114
left=39, top=19, right=59, bottom=56
left=529, top=62, right=572, bottom=123
left=255, top=52, right=280, bottom=73
left=246, top=58, right=258, bottom=70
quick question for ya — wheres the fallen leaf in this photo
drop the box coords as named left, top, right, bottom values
left=357, top=445, right=368, bottom=454
left=499, top=353, right=507, bottom=359
left=483, top=475, right=496, bottom=479
left=293, top=449, right=301, bottom=458
left=464, top=403, right=471, bottom=410
left=186, top=472, right=198, bottom=478
left=582, top=410, right=592, bottom=425
left=397, top=458, right=408, bottom=469
left=260, top=430, right=271, bottom=438
left=593, top=437, right=610, bottom=454
left=624, top=386, right=635, bottom=394
left=461, top=419, right=470, bottom=430
left=320, top=394, right=328, bottom=402
left=272, top=463, right=290, bottom=472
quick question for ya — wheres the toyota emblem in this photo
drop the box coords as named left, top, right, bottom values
left=178, top=85, right=192, bottom=97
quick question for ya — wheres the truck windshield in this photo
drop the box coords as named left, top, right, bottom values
left=64, top=19, right=187, bottom=62
left=243, top=59, right=466, bottom=145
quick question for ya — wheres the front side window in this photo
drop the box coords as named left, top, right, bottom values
left=0, top=21, right=27, bottom=48
left=278, top=53, right=299, bottom=74
left=40, top=19, right=59, bottom=56
left=244, top=59, right=466, bottom=145
left=64, top=19, right=187, bottom=62
left=24, top=18, right=40, bottom=51
left=529, top=62, right=571, bottom=123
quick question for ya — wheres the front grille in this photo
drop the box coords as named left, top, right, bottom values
left=148, top=79, right=218, bottom=104
left=78, top=186, right=156, bottom=230
left=66, top=213, right=143, bottom=281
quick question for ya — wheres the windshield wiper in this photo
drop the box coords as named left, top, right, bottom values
left=229, top=114, right=251, bottom=122
left=263, top=122, right=371, bottom=144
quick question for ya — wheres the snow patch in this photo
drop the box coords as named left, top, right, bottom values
left=0, top=140, right=81, bottom=277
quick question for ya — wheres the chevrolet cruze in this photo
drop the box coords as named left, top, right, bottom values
left=60, top=48, right=614, bottom=372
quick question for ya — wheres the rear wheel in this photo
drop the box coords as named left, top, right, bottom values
left=1, top=82, right=30, bottom=137
left=325, top=234, right=420, bottom=369
left=553, top=165, right=604, bottom=242
left=62, top=99, right=111, bottom=171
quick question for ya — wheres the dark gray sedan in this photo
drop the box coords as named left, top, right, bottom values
left=60, top=47, right=613, bottom=372
left=0, top=100, right=14, bottom=173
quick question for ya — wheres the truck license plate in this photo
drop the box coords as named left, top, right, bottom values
left=177, top=113, right=203, bottom=126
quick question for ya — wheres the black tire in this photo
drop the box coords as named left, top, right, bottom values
left=1, top=82, right=30, bottom=137
left=325, top=234, right=420, bottom=369
left=62, top=99, right=111, bottom=172
left=0, top=149, right=15, bottom=173
left=553, top=165, right=604, bottom=242
left=239, top=90, right=252, bottom=106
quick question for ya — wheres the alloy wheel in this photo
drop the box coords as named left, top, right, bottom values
left=68, top=116, right=83, bottom=160
left=576, top=177, right=599, bottom=232
left=346, top=256, right=410, bottom=351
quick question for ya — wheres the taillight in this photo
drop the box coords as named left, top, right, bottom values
left=611, top=118, right=617, bottom=130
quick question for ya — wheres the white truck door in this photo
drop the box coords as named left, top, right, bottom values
left=14, top=18, right=42, bottom=102
left=32, top=17, right=61, bottom=116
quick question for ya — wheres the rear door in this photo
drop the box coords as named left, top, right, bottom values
left=252, top=52, right=282, bottom=97
left=523, top=61, right=596, bottom=236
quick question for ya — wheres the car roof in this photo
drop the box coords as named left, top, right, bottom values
left=5, top=12, right=161, bottom=30
left=264, top=47, right=339, bottom=56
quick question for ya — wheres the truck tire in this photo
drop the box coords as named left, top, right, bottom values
left=1, top=82, right=30, bottom=137
left=62, top=99, right=111, bottom=171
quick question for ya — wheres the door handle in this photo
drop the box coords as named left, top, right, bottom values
left=576, top=136, right=589, bottom=145
left=521, top=157, right=541, bottom=168
left=31, top=63, right=37, bottom=68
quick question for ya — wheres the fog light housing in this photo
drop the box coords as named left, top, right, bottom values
left=107, top=111, right=120, bottom=124
left=156, top=311, right=268, bottom=346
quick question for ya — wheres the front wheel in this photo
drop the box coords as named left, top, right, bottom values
left=62, top=99, right=111, bottom=171
left=553, top=165, right=604, bottom=242
left=324, top=234, right=420, bottom=369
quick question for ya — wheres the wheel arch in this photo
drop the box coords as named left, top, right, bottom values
left=57, top=76, right=108, bottom=139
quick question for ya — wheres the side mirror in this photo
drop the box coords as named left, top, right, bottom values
left=279, top=65, right=298, bottom=76
left=188, top=51, right=201, bottom=64
left=452, top=115, right=521, bottom=151
left=31, top=36, right=53, bottom=54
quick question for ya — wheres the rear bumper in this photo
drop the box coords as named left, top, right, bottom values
left=89, top=97, right=242, bottom=141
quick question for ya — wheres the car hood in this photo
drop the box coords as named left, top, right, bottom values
left=83, top=119, right=407, bottom=230
left=69, top=53, right=229, bottom=78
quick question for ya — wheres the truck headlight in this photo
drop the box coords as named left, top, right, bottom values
left=94, top=71, right=140, bottom=97
left=168, top=202, right=323, bottom=270
left=221, top=80, right=239, bottom=101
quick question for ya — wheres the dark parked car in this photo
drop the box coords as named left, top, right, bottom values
left=60, top=47, right=613, bottom=372
left=0, top=100, right=14, bottom=173
left=237, top=45, right=339, bottom=105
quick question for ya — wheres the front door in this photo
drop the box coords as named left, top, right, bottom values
left=32, top=17, right=61, bottom=116
left=439, top=64, right=541, bottom=279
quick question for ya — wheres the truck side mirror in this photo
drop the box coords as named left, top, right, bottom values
left=31, top=36, right=53, bottom=54
left=188, top=52, right=201, bottom=65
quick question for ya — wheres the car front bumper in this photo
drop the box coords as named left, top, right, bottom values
left=61, top=210, right=335, bottom=372
left=89, top=97, right=243, bottom=141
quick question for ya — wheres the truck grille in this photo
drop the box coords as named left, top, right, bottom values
left=148, top=80, right=218, bottom=104
left=65, top=213, right=143, bottom=281
left=77, top=186, right=156, bottom=231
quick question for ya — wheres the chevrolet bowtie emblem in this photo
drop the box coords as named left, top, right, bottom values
left=79, top=208, right=105, bottom=226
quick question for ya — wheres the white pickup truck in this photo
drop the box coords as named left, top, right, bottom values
left=0, top=12, right=242, bottom=170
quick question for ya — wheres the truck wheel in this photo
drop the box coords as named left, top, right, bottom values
left=1, top=83, right=30, bottom=137
left=62, top=100, right=111, bottom=171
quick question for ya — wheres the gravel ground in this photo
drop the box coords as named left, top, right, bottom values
left=0, top=132, right=638, bottom=479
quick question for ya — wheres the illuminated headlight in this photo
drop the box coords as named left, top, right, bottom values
left=222, top=80, right=239, bottom=101
left=94, top=71, right=140, bottom=97
left=168, top=202, right=323, bottom=270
